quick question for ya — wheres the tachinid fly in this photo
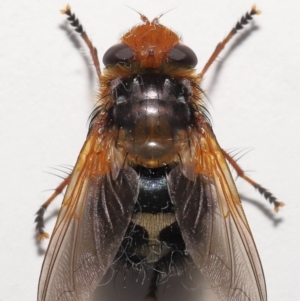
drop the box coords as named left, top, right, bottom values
left=36, top=5, right=284, bottom=301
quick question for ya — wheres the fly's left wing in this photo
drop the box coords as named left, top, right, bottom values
left=168, top=124, right=267, bottom=301
left=38, top=129, right=139, bottom=301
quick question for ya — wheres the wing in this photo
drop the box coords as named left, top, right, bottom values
left=38, top=130, right=139, bottom=301
left=168, top=124, right=267, bottom=301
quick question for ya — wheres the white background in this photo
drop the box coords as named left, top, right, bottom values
left=0, top=0, right=299, bottom=300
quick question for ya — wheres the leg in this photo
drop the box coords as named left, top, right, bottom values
left=199, top=5, right=260, bottom=78
left=35, top=175, right=71, bottom=241
left=61, top=5, right=102, bottom=82
left=222, top=149, right=284, bottom=212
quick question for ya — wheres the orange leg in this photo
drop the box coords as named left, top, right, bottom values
left=222, top=149, right=284, bottom=212
left=61, top=5, right=101, bottom=81
left=199, top=5, right=260, bottom=79
left=35, top=175, right=71, bottom=241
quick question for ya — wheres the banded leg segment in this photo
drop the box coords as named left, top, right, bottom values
left=35, top=175, right=71, bottom=241
left=61, top=5, right=101, bottom=81
left=199, top=5, right=261, bottom=78
left=222, top=149, right=285, bottom=212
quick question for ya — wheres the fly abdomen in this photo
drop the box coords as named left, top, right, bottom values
left=115, top=165, right=190, bottom=298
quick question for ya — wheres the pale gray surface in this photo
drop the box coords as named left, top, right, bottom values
left=0, top=0, right=298, bottom=300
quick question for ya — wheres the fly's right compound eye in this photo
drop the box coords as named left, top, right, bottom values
left=103, top=43, right=134, bottom=66
left=167, top=44, right=198, bottom=67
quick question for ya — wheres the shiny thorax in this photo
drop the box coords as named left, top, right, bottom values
left=111, top=73, right=193, bottom=168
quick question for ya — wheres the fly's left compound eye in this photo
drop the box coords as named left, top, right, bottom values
left=103, top=43, right=134, bottom=66
left=167, top=44, right=198, bottom=67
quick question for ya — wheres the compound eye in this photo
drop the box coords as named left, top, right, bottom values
left=167, top=44, right=198, bottom=67
left=103, top=43, right=134, bottom=66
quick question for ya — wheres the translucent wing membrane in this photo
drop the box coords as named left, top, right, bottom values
left=38, top=134, right=139, bottom=301
left=168, top=125, right=267, bottom=301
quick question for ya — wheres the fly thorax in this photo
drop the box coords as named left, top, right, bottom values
left=112, top=74, right=193, bottom=168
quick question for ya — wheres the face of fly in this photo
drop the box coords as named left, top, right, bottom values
left=36, top=5, right=283, bottom=301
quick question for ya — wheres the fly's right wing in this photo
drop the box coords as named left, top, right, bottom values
left=38, top=131, right=139, bottom=301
